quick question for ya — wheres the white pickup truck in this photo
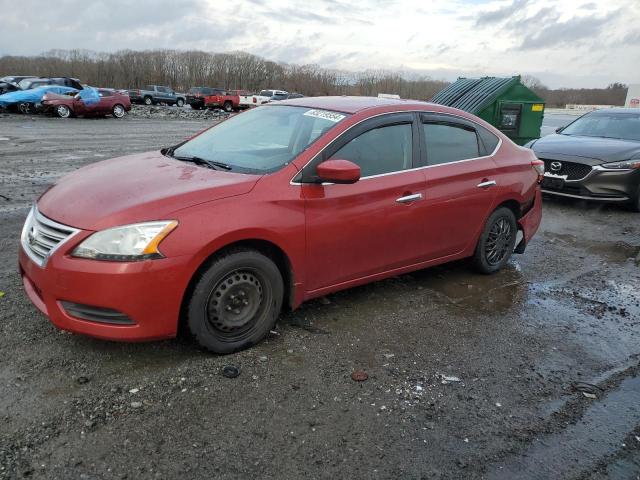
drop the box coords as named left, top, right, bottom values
left=251, top=89, right=288, bottom=106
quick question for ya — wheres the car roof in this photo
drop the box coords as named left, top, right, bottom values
left=276, top=95, right=432, bottom=114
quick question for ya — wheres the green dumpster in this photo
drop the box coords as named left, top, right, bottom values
left=431, top=76, right=545, bottom=145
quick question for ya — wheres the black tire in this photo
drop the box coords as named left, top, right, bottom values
left=176, top=98, right=185, bottom=107
left=112, top=104, right=126, bottom=118
left=143, top=96, right=153, bottom=105
left=187, top=249, right=284, bottom=354
left=472, top=207, right=517, bottom=274
left=630, top=187, right=640, bottom=212
left=54, top=104, right=71, bottom=118
left=223, top=101, right=233, bottom=112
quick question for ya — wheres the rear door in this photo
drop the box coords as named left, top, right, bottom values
left=419, top=113, right=499, bottom=259
left=301, top=113, right=429, bottom=292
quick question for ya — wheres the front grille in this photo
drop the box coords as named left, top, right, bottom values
left=541, top=159, right=592, bottom=180
left=21, top=207, right=79, bottom=267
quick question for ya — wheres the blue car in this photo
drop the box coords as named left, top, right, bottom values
left=0, top=85, right=79, bottom=111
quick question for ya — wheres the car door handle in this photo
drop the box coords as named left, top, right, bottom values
left=396, top=193, right=423, bottom=204
left=477, top=180, right=497, bottom=188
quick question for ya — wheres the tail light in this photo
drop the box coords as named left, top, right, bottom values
left=532, top=159, right=545, bottom=183
left=253, top=97, right=257, bottom=103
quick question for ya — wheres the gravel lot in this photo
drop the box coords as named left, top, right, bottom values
left=0, top=111, right=639, bottom=480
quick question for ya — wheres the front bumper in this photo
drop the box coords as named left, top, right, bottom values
left=19, top=241, right=193, bottom=342
left=541, top=167, right=640, bottom=202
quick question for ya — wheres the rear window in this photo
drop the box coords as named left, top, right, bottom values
left=423, top=123, right=480, bottom=165
left=259, top=90, right=274, bottom=97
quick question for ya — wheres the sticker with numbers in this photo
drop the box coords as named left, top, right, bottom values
left=304, top=109, right=346, bottom=123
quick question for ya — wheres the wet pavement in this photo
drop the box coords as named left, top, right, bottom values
left=0, top=112, right=638, bottom=479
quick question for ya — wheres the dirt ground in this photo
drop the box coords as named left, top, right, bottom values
left=0, top=111, right=639, bottom=480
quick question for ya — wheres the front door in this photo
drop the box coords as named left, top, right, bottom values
left=301, top=114, right=429, bottom=292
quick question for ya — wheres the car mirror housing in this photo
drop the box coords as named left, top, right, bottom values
left=316, top=159, right=361, bottom=184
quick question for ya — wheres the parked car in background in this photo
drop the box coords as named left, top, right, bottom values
left=186, top=87, right=224, bottom=109
left=252, top=89, right=287, bottom=105
left=526, top=108, right=640, bottom=211
left=128, top=85, right=185, bottom=107
left=203, top=90, right=240, bottom=112
left=267, top=92, right=304, bottom=102
left=228, top=89, right=253, bottom=109
left=19, top=96, right=542, bottom=354
left=0, top=76, right=37, bottom=94
left=17, top=77, right=83, bottom=91
left=0, top=85, right=79, bottom=112
left=42, top=88, right=131, bottom=118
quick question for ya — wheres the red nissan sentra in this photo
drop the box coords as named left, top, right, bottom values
left=19, top=97, right=543, bottom=353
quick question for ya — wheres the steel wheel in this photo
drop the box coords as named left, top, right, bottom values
left=485, top=217, right=513, bottom=266
left=55, top=105, right=71, bottom=118
left=112, top=104, right=125, bottom=118
left=205, top=269, right=267, bottom=340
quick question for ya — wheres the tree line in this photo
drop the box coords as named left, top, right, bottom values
left=0, top=49, right=628, bottom=106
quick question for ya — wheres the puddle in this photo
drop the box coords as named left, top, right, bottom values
left=487, top=375, right=640, bottom=479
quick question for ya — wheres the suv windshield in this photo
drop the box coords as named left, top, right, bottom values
left=171, top=105, right=348, bottom=174
left=561, top=112, right=640, bottom=142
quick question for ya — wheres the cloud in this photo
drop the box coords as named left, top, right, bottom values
left=0, top=0, right=638, bottom=89
left=518, top=10, right=620, bottom=50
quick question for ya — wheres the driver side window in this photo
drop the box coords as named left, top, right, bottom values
left=329, top=124, right=413, bottom=177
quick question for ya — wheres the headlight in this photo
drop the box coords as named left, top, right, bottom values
left=72, top=221, right=178, bottom=261
left=600, top=159, right=640, bottom=170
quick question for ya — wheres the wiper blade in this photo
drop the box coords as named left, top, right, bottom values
left=173, top=155, right=232, bottom=171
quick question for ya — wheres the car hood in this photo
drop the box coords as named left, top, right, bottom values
left=531, top=134, right=640, bottom=165
left=38, top=151, right=261, bottom=231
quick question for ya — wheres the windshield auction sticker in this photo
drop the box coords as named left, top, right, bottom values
left=304, top=109, right=346, bottom=123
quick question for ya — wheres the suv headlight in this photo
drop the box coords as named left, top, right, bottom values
left=72, top=221, right=178, bottom=261
left=601, top=159, right=640, bottom=170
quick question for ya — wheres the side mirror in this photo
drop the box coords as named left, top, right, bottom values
left=74, top=94, right=81, bottom=100
left=555, top=126, right=564, bottom=133
left=316, top=159, right=361, bottom=184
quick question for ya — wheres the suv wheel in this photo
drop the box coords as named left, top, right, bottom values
left=176, top=98, right=185, bottom=107
left=472, top=207, right=517, bottom=274
left=144, top=96, right=153, bottom=105
left=187, top=249, right=284, bottom=354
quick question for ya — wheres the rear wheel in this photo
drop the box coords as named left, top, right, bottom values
left=112, top=104, right=126, bottom=118
left=472, top=207, right=517, bottom=274
left=143, top=96, right=153, bottom=105
left=223, top=101, right=233, bottom=112
left=55, top=105, right=71, bottom=118
left=176, top=98, right=185, bottom=107
left=187, top=249, right=283, bottom=354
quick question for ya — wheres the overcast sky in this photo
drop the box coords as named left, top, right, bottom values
left=1, top=0, right=638, bottom=88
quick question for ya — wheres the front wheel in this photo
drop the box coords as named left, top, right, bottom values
left=472, top=207, right=517, bottom=274
left=176, top=98, right=185, bottom=107
left=223, top=101, right=233, bottom=112
left=143, top=96, right=153, bottom=105
left=187, top=249, right=284, bottom=354
left=55, top=104, right=71, bottom=118
left=112, top=104, right=126, bottom=118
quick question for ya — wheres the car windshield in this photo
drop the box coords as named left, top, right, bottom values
left=259, top=90, right=274, bottom=97
left=561, top=112, right=640, bottom=142
left=171, top=105, right=348, bottom=174
left=19, top=79, right=43, bottom=89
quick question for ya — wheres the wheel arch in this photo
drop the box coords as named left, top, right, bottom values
left=178, top=238, right=296, bottom=333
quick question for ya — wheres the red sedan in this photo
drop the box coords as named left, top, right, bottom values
left=19, top=97, right=543, bottom=353
left=42, top=88, right=131, bottom=118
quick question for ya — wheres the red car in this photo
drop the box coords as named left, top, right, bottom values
left=42, top=88, right=131, bottom=118
left=19, top=97, right=543, bottom=353
left=203, top=91, right=240, bottom=112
